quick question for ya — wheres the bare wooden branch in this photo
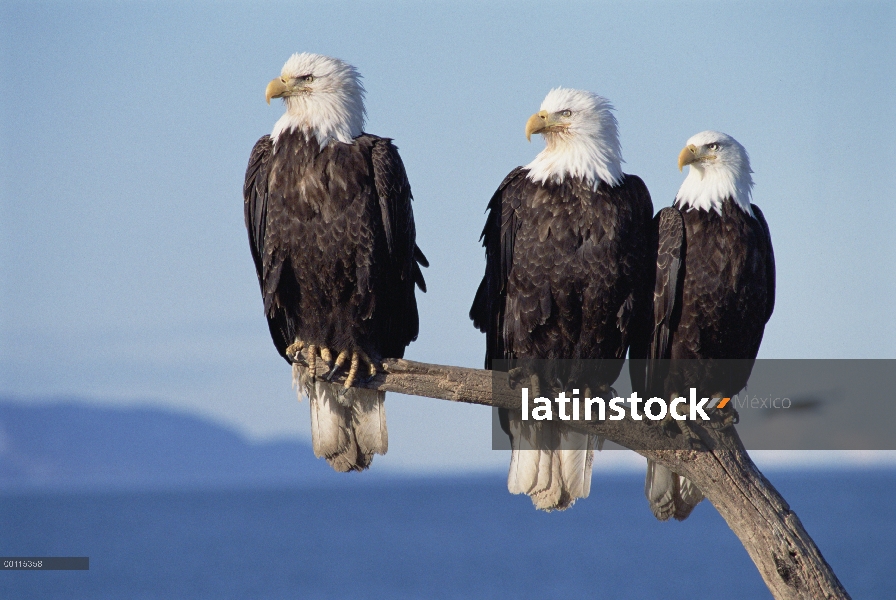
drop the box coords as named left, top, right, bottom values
left=311, top=358, right=850, bottom=600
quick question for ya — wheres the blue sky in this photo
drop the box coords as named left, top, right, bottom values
left=1, top=1, right=894, bottom=471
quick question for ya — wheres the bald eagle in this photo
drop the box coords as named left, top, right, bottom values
left=243, top=53, right=427, bottom=472
left=643, top=131, right=775, bottom=520
left=470, top=88, right=654, bottom=510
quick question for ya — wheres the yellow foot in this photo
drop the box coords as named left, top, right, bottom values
left=324, top=349, right=378, bottom=389
left=713, top=404, right=739, bottom=429
left=302, top=344, right=338, bottom=381
left=286, top=340, right=339, bottom=379
left=285, top=340, right=305, bottom=365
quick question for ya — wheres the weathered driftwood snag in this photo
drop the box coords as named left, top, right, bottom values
left=312, top=357, right=850, bottom=600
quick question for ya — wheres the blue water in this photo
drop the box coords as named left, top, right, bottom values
left=1, top=470, right=893, bottom=599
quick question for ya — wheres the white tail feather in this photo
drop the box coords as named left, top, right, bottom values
left=645, top=459, right=678, bottom=521
left=678, top=475, right=704, bottom=516
left=530, top=450, right=562, bottom=511
left=507, top=415, right=543, bottom=494
left=559, top=428, right=595, bottom=501
left=506, top=413, right=595, bottom=511
left=645, top=459, right=704, bottom=521
left=295, top=365, right=387, bottom=472
left=349, top=387, right=388, bottom=457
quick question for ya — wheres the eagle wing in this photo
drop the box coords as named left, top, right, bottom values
left=620, top=176, right=657, bottom=394
left=651, top=207, right=686, bottom=359
left=751, top=204, right=776, bottom=324
left=244, top=135, right=297, bottom=362
left=369, top=137, right=427, bottom=357
left=646, top=206, right=686, bottom=393
left=244, top=135, right=271, bottom=286
left=469, top=167, right=526, bottom=368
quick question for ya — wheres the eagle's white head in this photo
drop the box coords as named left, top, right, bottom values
left=675, top=130, right=754, bottom=216
left=266, top=53, right=366, bottom=149
left=524, top=87, right=624, bottom=189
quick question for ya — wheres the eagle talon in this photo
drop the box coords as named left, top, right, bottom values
left=711, top=406, right=739, bottom=429
left=658, top=413, right=682, bottom=439
left=305, top=348, right=377, bottom=390
left=320, top=350, right=350, bottom=382
left=727, top=407, right=740, bottom=426
left=324, top=364, right=341, bottom=382
left=342, top=350, right=378, bottom=389
left=506, top=366, right=543, bottom=397
left=655, top=411, right=703, bottom=449
left=285, top=340, right=307, bottom=365
left=507, top=367, right=527, bottom=389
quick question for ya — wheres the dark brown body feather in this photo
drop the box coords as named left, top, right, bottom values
left=648, top=200, right=775, bottom=397
left=244, top=131, right=426, bottom=364
left=470, top=167, right=653, bottom=510
left=470, top=168, right=654, bottom=378
left=643, top=199, right=775, bottom=521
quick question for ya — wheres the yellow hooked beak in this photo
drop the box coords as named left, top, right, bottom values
left=525, top=110, right=550, bottom=141
left=526, top=110, right=563, bottom=142
left=265, top=77, right=290, bottom=105
left=678, top=144, right=699, bottom=171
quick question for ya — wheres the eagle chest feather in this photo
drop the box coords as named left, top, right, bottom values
left=506, top=178, right=641, bottom=358
left=678, top=200, right=771, bottom=357
left=268, top=134, right=387, bottom=348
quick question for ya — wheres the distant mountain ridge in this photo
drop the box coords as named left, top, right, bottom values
left=0, top=399, right=336, bottom=491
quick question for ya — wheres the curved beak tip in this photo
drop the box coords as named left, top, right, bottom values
left=265, top=78, right=289, bottom=106
left=678, top=145, right=697, bottom=172
left=525, top=112, right=547, bottom=142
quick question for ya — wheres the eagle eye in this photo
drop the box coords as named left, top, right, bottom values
left=560, top=110, right=572, bottom=118
left=297, top=74, right=314, bottom=83
left=708, top=143, right=720, bottom=151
